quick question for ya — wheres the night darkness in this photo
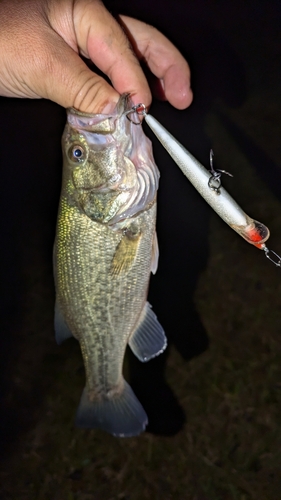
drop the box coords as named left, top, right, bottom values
left=1, top=1, right=281, bottom=498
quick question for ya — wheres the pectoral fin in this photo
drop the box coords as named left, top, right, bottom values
left=129, top=302, right=167, bottom=362
left=111, top=228, right=141, bottom=276
left=54, top=300, right=73, bottom=345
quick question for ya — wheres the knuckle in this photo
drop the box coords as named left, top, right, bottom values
left=72, top=74, right=110, bottom=113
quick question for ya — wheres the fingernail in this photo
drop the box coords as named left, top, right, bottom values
left=100, top=98, right=119, bottom=114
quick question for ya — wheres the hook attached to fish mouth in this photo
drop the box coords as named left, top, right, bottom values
left=125, top=103, right=147, bottom=125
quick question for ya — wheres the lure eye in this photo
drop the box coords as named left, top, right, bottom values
left=70, top=145, right=85, bottom=162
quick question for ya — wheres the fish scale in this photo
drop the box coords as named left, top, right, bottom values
left=57, top=202, right=156, bottom=394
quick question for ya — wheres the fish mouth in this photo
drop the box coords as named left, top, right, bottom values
left=67, top=95, right=132, bottom=133
left=107, top=164, right=158, bottom=225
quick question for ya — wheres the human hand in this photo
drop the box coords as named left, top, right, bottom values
left=0, top=0, right=192, bottom=113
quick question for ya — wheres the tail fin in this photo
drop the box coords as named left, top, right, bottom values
left=75, top=380, right=148, bottom=437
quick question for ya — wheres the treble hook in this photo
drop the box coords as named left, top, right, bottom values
left=208, top=149, right=233, bottom=194
left=125, top=103, right=147, bottom=125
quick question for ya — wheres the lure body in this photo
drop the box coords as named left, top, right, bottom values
left=145, top=114, right=269, bottom=249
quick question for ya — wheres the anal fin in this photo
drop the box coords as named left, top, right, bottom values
left=54, top=300, right=73, bottom=345
left=129, top=302, right=167, bottom=362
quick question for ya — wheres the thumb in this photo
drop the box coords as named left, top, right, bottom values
left=0, top=4, right=121, bottom=113
left=33, top=34, right=121, bottom=113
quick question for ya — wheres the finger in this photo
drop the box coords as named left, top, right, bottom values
left=30, top=28, right=121, bottom=113
left=119, top=16, right=193, bottom=110
left=73, top=0, right=152, bottom=107
left=0, top=0, right=121, bottom=113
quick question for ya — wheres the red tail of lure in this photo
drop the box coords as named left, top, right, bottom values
left=232, top=217, right=270, bottom=249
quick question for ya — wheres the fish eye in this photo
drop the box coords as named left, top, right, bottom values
left=70, top=145, right=85, bottom=162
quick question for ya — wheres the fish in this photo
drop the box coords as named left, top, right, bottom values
left=53, top=94, right=167, bottom=437
left=144, top=114, right=271, bottom=250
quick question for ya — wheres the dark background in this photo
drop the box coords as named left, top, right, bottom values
left=1, top=1, right=281, bottom=498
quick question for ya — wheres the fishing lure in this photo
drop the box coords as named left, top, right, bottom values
left=126, top=103, right=281, bottom=267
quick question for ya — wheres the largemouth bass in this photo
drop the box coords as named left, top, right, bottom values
left=54, top=95, right=167, bottom=437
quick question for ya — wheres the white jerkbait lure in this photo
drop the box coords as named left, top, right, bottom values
left=126, top=103, right=281, bottom=267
